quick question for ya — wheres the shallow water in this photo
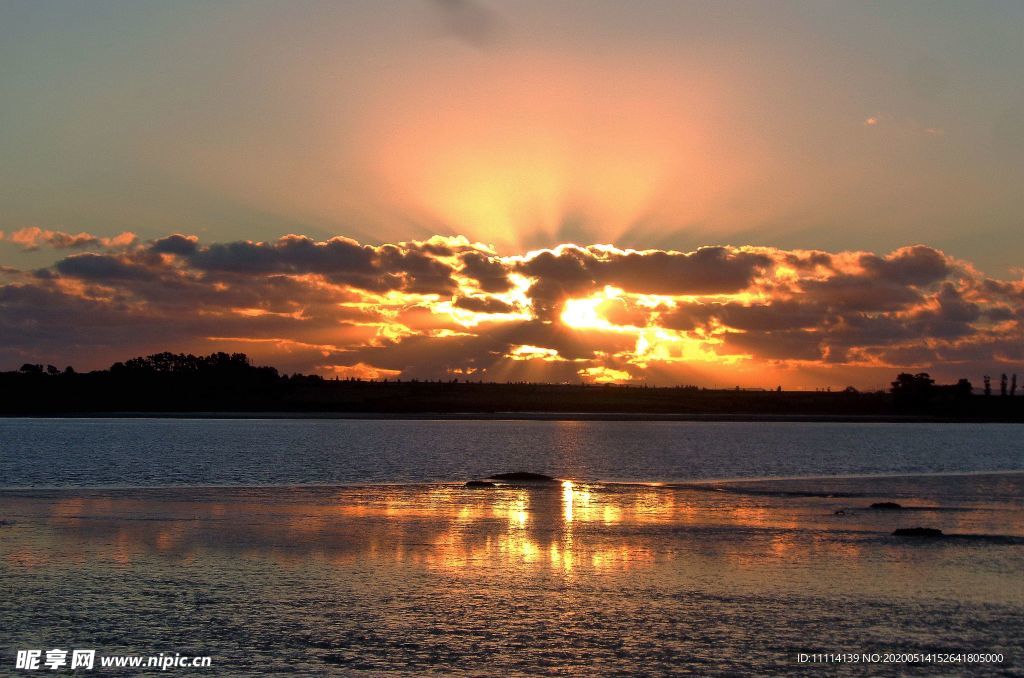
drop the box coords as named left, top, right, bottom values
left=1, top=474, right=1022, bottom=675
left=1, top=418, right=1023, bottom=487
left=2, top=419, right=1022, bottom=674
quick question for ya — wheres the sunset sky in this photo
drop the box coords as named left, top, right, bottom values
left=2, top=0, right=1023, bottom=388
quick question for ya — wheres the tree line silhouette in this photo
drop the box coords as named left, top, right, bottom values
left=1, top=352, right=1021, bottom=419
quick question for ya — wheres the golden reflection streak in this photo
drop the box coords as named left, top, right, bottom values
left=562, top=480, right=574, bottom=523
left=9, top=483, right=881, bottom=575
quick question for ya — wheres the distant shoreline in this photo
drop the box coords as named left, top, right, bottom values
left=8, top=358, right=1022, bottom=421
left=4, top=411, right=1024, bottom=423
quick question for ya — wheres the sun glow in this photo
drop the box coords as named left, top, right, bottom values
left=433, top=299, right=532, bottom=328
left=358, top=53, right=735, bottom=252
left=557, top=286, right=749, bottom=370
left=579, top=365, right=633, bottom=383
left=560, top=287, right=629, bottom=331
left=509, top=345, right=565, bottom=361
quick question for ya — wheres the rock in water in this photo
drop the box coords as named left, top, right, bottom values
left=465, top=480, right=497, bottom=488
left=871, top=502, right=903, bottom=510
left=893, top=527, right=943, bottom=537
left=488, top=472, right=558, bottom=483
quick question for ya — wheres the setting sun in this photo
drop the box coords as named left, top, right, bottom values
left=560, top=287, right=629, bottom=332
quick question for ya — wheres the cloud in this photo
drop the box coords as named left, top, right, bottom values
left=453, top=295, right=516, bottom=314
left=55, top=253, right=156, bottom=281
left=427, top=0, right=503, bottom=48
left=516, top=244, right=773, bottom=319
left=860, top=245, right=950, bottom=286
left=2, top=227, right=137, bottom=251
left=151, top=234, right=199, bottom=255
left=1, top=232, right=1021, bottom=387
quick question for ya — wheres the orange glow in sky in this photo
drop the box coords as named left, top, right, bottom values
left=2, top=2, right=1024, bottom=387
left=358, top=52, right=749, bottom=252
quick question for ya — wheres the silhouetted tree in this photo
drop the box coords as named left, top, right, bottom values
left=891, top=372, right=934, bottom=396
left=1001, top=373, right=1009, bottom=396
left=19, top=363, right=43, bottom=374
left=984, top=375, right=992, bottom=396
left=890, top=372, right=936, bottom=407
left=1012, top=374, right=1018, bottom=397
left=955, top=379, right=973, bottom=398
left=46, top=365, right=59, bottom=376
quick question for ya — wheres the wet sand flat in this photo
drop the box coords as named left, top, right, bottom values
left=2, top=473, right=1022, bottom=675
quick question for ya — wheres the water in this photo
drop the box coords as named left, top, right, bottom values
left=2, top=418, right=1022, bottom=487
left=2, top=419, right=1023, bottom=674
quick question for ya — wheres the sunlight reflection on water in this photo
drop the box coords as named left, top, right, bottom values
left=2, top=474, right=1023, bottom=673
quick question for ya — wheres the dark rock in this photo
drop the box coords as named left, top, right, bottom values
left=488, top=472, right=559, bottom=483
left=321, top=653, right=347, bottom=665
left=870, top=502, right=903, bottom=510
left=834, top=510, right=846, bottom=516
left=893, top=527, right=944, bottom=537
left=464, top=480, right=497, bottom=488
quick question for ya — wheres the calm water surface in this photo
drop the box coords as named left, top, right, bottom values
left=1, top=419, right=1022, bottom=675
left=1, top=418, right=1022, bottom=486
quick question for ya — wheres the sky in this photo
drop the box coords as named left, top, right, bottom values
left=1, top=0, right=1023, bottom=389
